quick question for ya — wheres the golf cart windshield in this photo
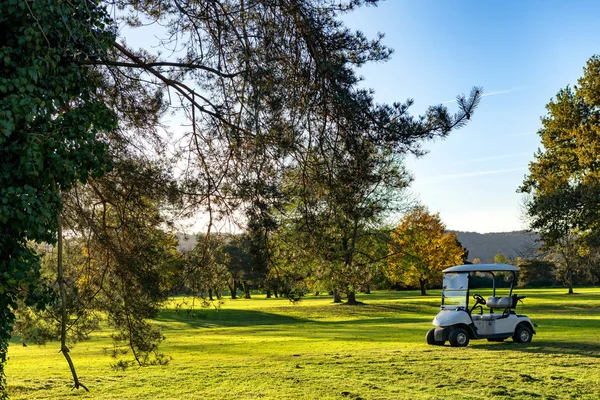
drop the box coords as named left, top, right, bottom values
left=441, top=272, right=468, bottom=309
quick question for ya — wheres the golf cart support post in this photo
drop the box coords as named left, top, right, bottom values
left=426, top=264, right=536, bottom=347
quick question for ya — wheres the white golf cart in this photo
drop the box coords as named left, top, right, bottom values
left=426, top=264, right=535, bottom=347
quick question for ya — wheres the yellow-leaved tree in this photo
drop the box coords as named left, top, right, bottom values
left=387, top=207, right=466, bottom=295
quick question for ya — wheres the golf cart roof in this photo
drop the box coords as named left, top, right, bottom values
left=443, top=264, right=519, bottom=273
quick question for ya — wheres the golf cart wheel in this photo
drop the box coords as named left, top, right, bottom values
left=426, top=329, right=436, bottom=345
left=513, top=325, right=533, bottom=343
left=426, top=329, right=444, bottom=346
left=448, top=327, right=470, bottom=347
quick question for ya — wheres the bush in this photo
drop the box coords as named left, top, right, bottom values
left=518, top=260, right=556, bottom=287
left=521, top=278, right=556, bottom=288
left=470, top=273, right=513, bottom=289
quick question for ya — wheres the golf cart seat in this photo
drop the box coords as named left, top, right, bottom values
left=471, top=313, right=500, bottom=321
left=486, top=296, right=512, bottom=309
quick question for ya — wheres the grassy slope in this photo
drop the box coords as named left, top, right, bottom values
left=6, top=288, right=600, bottom=400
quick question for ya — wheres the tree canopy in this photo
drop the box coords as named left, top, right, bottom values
left=387, top=207, right=466, bottom=295
left=493, top=253, right=507, bottom=264
left=0, top=0, right=117, bottom=393
left=520, top=55, right=600, bottom=293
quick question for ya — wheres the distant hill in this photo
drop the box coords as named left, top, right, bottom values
left=453, top=231, right=541, bottom=263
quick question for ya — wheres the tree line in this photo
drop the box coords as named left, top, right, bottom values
left=170, top=206, right=470, bottom=302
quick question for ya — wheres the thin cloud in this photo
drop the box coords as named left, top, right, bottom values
left=481, top=87, right=522, bottom=97
left=440, top=99, right=459, bottom=105
left=455, top=152, right=531, bottom=165
left=417, top=167, right=527, bottom=184
left=441, top=87, right=522, bottom=104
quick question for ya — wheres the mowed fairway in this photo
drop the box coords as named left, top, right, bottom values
left=6, top=288, right=600, bottom=400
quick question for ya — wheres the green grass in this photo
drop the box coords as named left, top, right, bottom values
left=6, top=288, right=600, bottom=399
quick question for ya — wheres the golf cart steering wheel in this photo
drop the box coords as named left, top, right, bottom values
left=472, top=294, right=485, bottom=305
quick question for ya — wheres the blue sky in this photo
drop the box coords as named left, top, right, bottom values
left=342, top=0, right=600, bottom=232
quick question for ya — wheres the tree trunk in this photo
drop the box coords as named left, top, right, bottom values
left=215, top=289, right=222, bottom=300
left=364, top=285, right=371, bottom=294
left=419, top=280, right=427, bottom=296
left=567, top=269, right=574, bottom=294
left=228, top=281, right=237, bottom=299
left=346, top=291, right=357, bottom=305
left=266, top=289, right=272, bottom=298
left=274, top=289, right=279, bottom=298
left=57, top=210, right=88, bottom=392
left=333, top=289, right=342, bottom=303
left=208, top=288, right=214, bottom=301
left=242, top=281, right=251, bottom=299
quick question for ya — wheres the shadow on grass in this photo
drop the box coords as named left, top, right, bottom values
left=479, top=338, right=600, bottom=359
left=155, top=308, right=431, bottom=347
left=156, top=307, right=429, bottom=327
left=368, top=303, right=438, bottom=314
left=155, top=308, right=308, bottom=328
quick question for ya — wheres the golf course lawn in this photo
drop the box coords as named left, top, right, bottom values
left=6, top=288, right=600, bottom=399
